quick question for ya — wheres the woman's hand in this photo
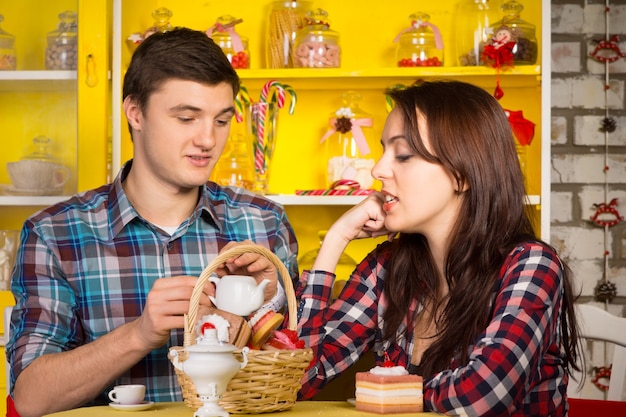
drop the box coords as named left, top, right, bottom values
left=312, top=192, right=394, bottom=272
left=333, top=192, right=393, bottom=241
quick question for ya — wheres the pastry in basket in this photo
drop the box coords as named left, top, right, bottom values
left=355, top=355, right=423, bottom=414
left=199, top=308, right=251, bottom=348
left=261, top=329, right=306, bottom=350
left=248, top=307, right=284, bottom=348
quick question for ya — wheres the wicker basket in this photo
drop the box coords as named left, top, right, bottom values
left=170, top=244, right=314, bottom=414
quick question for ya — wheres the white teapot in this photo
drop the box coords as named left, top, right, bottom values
left=209, top=275, right=270, bottom=316
left=169, top=323, right=249, bottom=417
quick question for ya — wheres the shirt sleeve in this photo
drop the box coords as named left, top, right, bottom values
left=424, top=243, right=566, bottom=416
left=7, top=222, right=80, bottom=392
left=296, top=251, right=384, bottom=399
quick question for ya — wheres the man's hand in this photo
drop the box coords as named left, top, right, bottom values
left=134, top=275, right=214, bottom=349
left=213, top=241, right=279, bottom=302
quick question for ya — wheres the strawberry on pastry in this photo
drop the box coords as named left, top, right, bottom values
left=248, top=308, right=284, bottom=348
left=262, top=329, right=305, bottom=350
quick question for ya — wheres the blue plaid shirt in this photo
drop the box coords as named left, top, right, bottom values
left=7, top=161, right=299, bottom=405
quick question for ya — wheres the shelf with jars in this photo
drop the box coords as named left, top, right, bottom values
left=113, top=0, right=548, bottom=257
left=0, top=0, right=109, bottom=227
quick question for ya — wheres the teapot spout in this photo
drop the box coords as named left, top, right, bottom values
left=253, top=279, right=271, bottom=305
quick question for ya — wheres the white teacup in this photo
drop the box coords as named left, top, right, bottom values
left=107, top=384, right=146, bottom=405
left=6, top=159, right=70, bottom=191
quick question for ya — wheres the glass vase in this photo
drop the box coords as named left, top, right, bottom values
left=247, top=102, right=279, bottom=195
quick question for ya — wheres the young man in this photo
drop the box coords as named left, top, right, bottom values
left=7, top=28, right=299, bottom=417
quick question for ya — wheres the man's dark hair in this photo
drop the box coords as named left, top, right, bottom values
left=122, top=27, right=240, bottom=112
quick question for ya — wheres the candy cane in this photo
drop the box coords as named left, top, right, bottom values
left=254, top=102, right=266, bottom=173
left=234, top=85, right=250, bottom=123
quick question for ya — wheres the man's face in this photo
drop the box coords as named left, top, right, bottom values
left=125, top=79, right=235, bottom=192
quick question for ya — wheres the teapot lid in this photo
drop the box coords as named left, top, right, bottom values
left=187, top=322, right=238, bottom=353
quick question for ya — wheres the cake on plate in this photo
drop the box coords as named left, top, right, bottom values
left=355, top=362, right=423, bottom=414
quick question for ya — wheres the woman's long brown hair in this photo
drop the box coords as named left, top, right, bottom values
left=382, top=80, right=580, bottom=378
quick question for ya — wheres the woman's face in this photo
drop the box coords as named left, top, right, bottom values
left=371, top=108, right=464, bottom=238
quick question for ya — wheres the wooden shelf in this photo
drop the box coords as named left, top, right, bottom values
left=0, top=70, right=77, bottom=92
left=0, top=196, right=70, bottom=207
left=235, top=66, right=542, bottom=90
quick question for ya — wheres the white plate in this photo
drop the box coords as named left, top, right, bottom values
left=346, top=398, right=356, bottom=406
left=108, top=401, right=155, bottom=411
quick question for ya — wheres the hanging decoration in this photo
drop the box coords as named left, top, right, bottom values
left=591, top=366, right=612, bottom=392
left=481, top=26, right=517, bottom=99
left=504, top=110, right=535, bottom=146
left=587, top=2, right=623, bottom=306
left=589, top=34, right=626, bottom=63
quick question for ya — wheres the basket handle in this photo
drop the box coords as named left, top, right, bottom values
left=184, top=244, right=297, bottom=346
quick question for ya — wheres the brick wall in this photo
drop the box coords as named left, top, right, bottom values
left=551, top=0, right=626, bottom=304
left=551, top=0, right=626, bottom=400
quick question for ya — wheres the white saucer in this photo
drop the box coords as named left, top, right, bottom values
left=109, top=401, right=155, bottom=411
left=0, top=184, right=64, bottom=196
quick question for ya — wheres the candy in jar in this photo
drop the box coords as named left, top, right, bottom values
left=394, top=12, right=444, bottom=67
left=0, top=15, right=16, bottom=70
left=46, top=11, right=78, bottom=70
left=454, top=0, right=501, bottom=66
left=321, top=92, right=376, bottom=189
left=294, top=8, right=341, bottom=68
left=265, top=0, right=312, bottom=68
left=207, top=15, right=250, bottom=69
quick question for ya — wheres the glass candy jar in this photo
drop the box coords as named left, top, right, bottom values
left=323, top=91, right=376, bottom=190
left=494, top=0, right=538, bottom=65
left=294, top=9, right=341, bottom=68
left=209, top=15, right=250, bottom=69
left=265, top=0, right=312, bottom=68
left=0, top=15, right=16, bottom=70
left=298, top=230, right=357, bottom=300
left=455, top=0, right=501, bottom=66
left=395, top=12, right=443, bottom=67
left=211, top=133, right=254, bottom=191
left=127, top=7, right=173, bottom=51
left=46, top=11, right=78, bottom=70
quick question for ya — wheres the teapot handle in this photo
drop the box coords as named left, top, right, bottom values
left=239, top=346, right=250, bottom=369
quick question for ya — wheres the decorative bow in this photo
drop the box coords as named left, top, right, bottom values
left=206, top=18, right=244, bottom=52
left=320, top=112, right=373, bottom=156
left=394, top=20, right=444, bottom=50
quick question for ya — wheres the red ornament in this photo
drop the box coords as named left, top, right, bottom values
left=589, top=35, right=626, bottom=63
left=592, top=366, right=611, bottom=391
left=505, top=110, right=536, bottom=146
left=482, top=26, right=517, bottom=100
left=590, top=198, right=624, bottom=227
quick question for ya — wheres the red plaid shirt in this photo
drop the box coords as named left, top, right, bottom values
left=297, top=241, right=569, bottom=416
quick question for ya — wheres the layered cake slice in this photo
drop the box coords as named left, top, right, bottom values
left=355, top=363, right=423, bottom=414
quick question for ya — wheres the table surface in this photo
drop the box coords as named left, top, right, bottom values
left=44, top=401, right=434, bottom=416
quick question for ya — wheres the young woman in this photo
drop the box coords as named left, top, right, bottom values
left=296, top=80, right=580, bottom=416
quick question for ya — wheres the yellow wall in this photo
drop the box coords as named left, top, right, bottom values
left=117, top=0, right=543, bottom=259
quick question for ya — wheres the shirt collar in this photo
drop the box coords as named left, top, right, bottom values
left=107, top=160, right=222, bottom=238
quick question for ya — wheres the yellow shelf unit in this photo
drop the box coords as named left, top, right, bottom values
left=0, top=0, right=110, bottom=231
left=112, top=0, right=548, bottom=260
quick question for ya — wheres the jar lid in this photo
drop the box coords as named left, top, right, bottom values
left=21, top=136, right=58, bottom=162
left=151, top=7, right=173, bottom=32
left=0, top=15, right=15, bottom=40
left=304, top=8, right=332, bottom=29
left=48, top=10, right=77, bottom=39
